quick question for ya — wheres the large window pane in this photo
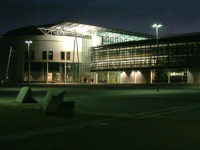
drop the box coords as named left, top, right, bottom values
left=24, top=62, right=47, bottom=83
left=66, top=63, right=79, bottom=82
left=48, top=63, right=64, bottom=83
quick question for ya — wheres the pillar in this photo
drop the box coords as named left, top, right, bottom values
left=95, top=73, right=98, bottom=84
left=107, top=72, right=109, bottom=83
left=168, top=70, right=170, bottom=83
left=64, top=63, right=66, bottom=83
left=46, top=62, right=48, bottom=84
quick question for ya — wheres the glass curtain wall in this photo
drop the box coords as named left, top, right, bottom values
left=24, top=62, right=80, bottom=83
left=91, top=40, right=200, bottom=83
left=48, top=63, right=64, bottom=83
left=24, top=62, right=47, bottom=83
left=66, top=63, right=79, bottom=82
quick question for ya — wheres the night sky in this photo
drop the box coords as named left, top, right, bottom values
left=1, top=0, right=200, bottom=37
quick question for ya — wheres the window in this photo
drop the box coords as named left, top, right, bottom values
left=42, top=51, right=47, bottom=60
left=48, top=51, right=53, bottom=60
left=66, top=52, right=70, bottom=60
left=30, top=51, right=34, bottom=60
left=61, top=51, right=65, bottom=60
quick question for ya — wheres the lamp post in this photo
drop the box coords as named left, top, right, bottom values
left=152, top=24, right=162, bottom=92
left=25, top=41, right=32, bottom=85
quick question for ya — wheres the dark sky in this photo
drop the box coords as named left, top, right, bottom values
left=1, top=0, right=200, bottom=37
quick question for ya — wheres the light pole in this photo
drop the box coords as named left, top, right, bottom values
left=152, top=24, right=162, bottom=92
left=25, top=41, right=32, bottom=85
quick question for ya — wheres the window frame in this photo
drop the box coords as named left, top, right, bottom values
left=42, top=51, right=47, bottom=60
left=61, top=51, right=65, bottom=60
left=66, top=52, right=70, bottom=60
left=48, top=51, right=53, bottom=60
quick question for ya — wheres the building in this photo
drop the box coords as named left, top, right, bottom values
left=91, top=33, right=200, bottom=84
left=0, top=21, right=152, bottom=84
left=1, top=21, right=200, bottom=84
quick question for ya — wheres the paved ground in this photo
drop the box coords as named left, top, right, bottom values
left=0, top=84, right=200, bottom=150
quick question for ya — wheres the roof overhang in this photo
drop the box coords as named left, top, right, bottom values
left=38, top=21, right=154, bottom=39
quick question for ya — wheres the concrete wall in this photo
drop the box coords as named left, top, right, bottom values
left=120, top=70, right=151, bottom=84
left=26, top=35, right=82, bottom=63
left=188, top=68, right=200, bottom=83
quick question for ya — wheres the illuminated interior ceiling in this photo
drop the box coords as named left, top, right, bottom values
left=38, top=21, right=154, bottom=44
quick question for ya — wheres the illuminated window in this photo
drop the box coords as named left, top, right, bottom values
left=48, top=51, right=53, bottom=60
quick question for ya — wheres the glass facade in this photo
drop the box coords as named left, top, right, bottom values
left=97, top=31, right=147, bottom=45
left=91, top=36, right=200, bottom=83
left=24, top=62, right=47, bottom=83
left=24, top=62, right=80, bottom=83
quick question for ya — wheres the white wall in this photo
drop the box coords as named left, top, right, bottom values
left=8, top=35, right=83, bottom=63
left=188, top=68, right=200, bottom=83
left=30, top=36, right=82, bottom=63
left=4, top=35, right=84, bottom=83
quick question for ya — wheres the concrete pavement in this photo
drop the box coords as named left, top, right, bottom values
left=0, top=84, right=200, bottom=149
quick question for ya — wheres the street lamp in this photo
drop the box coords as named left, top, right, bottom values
left=152, top=24, right=162, bottom=45
left=25, top=40, right=32, bottom=85
left=152, top=24, right=162, bottom=92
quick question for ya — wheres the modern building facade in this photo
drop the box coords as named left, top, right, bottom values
left=0, top=22, right=152, bottom=84
left=90, top=33, right=200, bottom=84
left=1, top=21, right=200, bottom=84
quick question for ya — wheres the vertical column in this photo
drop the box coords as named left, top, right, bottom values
left=95, top=73, right=98, bottom=84
left=46, top=62, right=48, bottom=84
left=107, top=72, right=109, bottom=84
left=168, top=70, right=170, bottom=83
left=64, top=63, right=66, bottom=83
left=188, top=68, right=193, bottom=83
left=119, top=72, right=122, bottom=84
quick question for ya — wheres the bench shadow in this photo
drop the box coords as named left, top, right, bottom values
left=45, top=101, right=75, bottom=118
